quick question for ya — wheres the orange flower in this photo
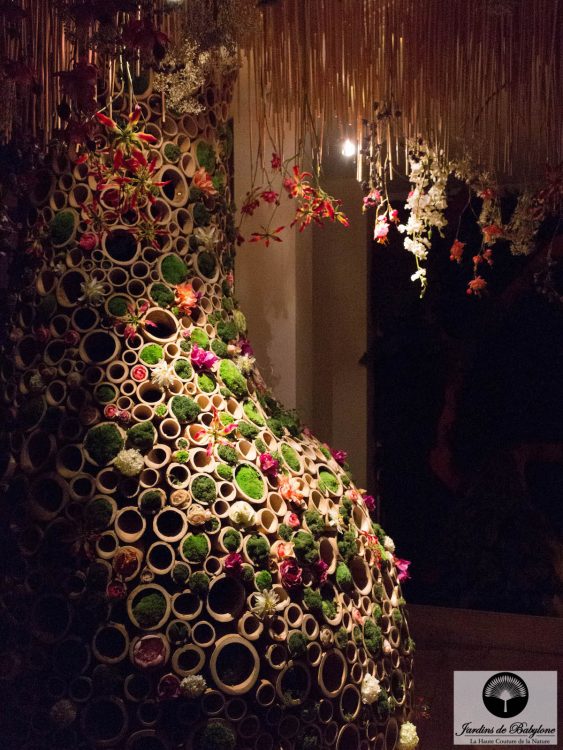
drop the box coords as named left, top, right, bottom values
left=449, top=239, right=465, bottom=263
left=278, top=475, right=304, bottom=507
left=192, top=167, right=218, bottom=197
left=175, top=282, right=199, bottom=315
left=482, top=224, right=503, bottom=244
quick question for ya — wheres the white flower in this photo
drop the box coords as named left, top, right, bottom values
left=151, top=359, right=176, bottom=389
left=250, top=588, right=282, bottom=619
left=187, top=504, right=212, bottom=526
left=384, top=535, right=395, bottom=553
left=229, top=501, right=255, bottom=528
left=361, top=673, right=382, bottom=704
left=235, top=354, right=255, bottom=376
left=383, top=638, right=392, bottom=655
left=180, top=674, right=207, bottom=698
left=398, top=721, right=420, bottom=749
left=78, top=278, right=105, bottom=306
left=194, top=225, right=220, bottom=251
left=390, top=591, right=399, bottom=607
left=114, top=448, right=144, bottom=476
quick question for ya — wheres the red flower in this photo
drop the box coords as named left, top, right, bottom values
left=106, top=579, right=127, bottom=601
left=314, top=559, right=329, bottom=584
left=133, top=635, right=167, bottom=669
left=131, top=365, right=148, bottom=381
left=279, top=558, right=303, bottom=588
left=157, top=674, right=181, bottom=701
left=64, top=330, right=80, bottom=346
left=261, top=189, right=279, bottom=204
left=55, top=58, right=97, bottom=113
left=449, top=239, right=465, bottom=263
left=482, top=224, right=503, bottom=244
left=104, top=404, right=118, bottom=420
left=467, top=277, right=488, bottom=296
left=271, top=153, right=282, bottom=170
left=224, top=552, right=243, bottom=573
left=248, top=225, right=285, bottom=247
left=260, top=452, right=280, bottom=478
left=287, top=513, right=301, bottom=529
left=79, top=233, right=97, bottom=252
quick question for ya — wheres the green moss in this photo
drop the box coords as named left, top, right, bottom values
left=217, top=445, right=238, bottom=465
left=140, top=490, right=162, bottom=515
left=84, top=497, right=113, bottom=531
left=127, top=421, right=155, bottom=451
left=198, top=373, right=216, bottom=393
left=198, top=251, right=217, bottom=279
left=304, top=510, right=324, bottom=537
left=281, top=444, right=300, bottom=472
left=196, top=142, right=216, bottom=173
left=50, top=209, right=75, bottom=245
left=241, top=564, right=255, bottom=587
left=303, top=587, right=323, bottom=613
left=375, top=689, right=391, bottom=721
left=191, top=475, right=217, bottom=504
left=84, top=423, right=124, bottom=465
left=337, top=530, right=358, bottom=562
left=278, top=524, right=292, bottom=542
left=182, top=534, right=210, bottom=563
left=335, top=627, right=349, bottom=649
left=223, top=528, right=241, bottom=552
left=174, top=358, right=192, bottom=380
left=175, top=450, right=189, bottom=464
left=154, top=404, right=167, bottom=418
left=212, top=172, right=225, bottom=192
left=392, top=609, right=403, bottom=627
left=363, top=619, right=383, bottom=655
left=191, top=328, right=209, bottom=349
left=132, top=591, right=166, bottom=628
left=216, top=464, right=233, bottom=480
left=319, top=445, right=331, bottom=460
left=335, top=562, right=353, bottom=592
left=94, top=384, right=117, bottom=404
left=164, top=143, right=181, bottom=162
left=293, top=531, right=320, bottom=565
left=254, top=570, right=272, bottom=591
left=371, top=522, right=386, bottom=545
left=211, top=339, right=228, bottom=358
left=216, top=320, right=238, bottom=342
left=245, top=535, right=269, bottom=567
left=189, top=571, right=210, bottom=597
left=107, top=296, right=129, bottom=317
left=266, top=418, right=284, bottom=439
left=255, top=438, right=267, bottom=454
left=322, top=599, right=337, bottom=620
left=235, top=464, right=265, bottom=500
left=341, top=473, right=351, bottom=487
left=243, top=400, right=265, bottom=426
left=288, top=631, right=308, bottom=659
left=150, top=282, right=175, bottom=307
left=193, top=203, right=211, bottom=227
left=318, top=469, right=339, bottom=494
left=200, top=720, right=235, bottom=750
left=339, top=497, right=353, bottom=524
left=238, top=421, right=258, bottom=440
left=170, top=395, right=200, bottom=423
left=139, top=344, right=163, bottom=365
left=222, top=296, right=234, bottom=313
left=161, top=254, right=187, bottom=285
left=168, top=618, right=189, bottom=642
left=219, top=360, right=247, bottom=398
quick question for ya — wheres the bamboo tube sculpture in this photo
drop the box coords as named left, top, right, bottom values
left=0, top=69, right=415, bottom=750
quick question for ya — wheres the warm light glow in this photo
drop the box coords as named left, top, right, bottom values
left=341, top=139, right=356, bottom=158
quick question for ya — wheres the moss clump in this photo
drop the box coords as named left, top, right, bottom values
left=363, top=619, right=383, bottom=655
left=335, top=627, right=349, bottom=649
left=139, top=490, right=162, bottom=515
left=339, top=497, right=353, bottom=524
left=293, top=531, right=320, bottom=565
left=235, top=465, right=265, bottom=500
left=107, top=296, right=129, bottom=317
left=335, top=562, right=353, bottom=592
left=196, top=142, right=216, bottom=173
left=322, top=599, right=337, bottom=619
left=217, top=444, right=237, bottom=465
left=132, top=591, right=167, bottom=628
left=171, top=395, right=200, bottom=423
left=139, top=344, right=163, bottom=365
left=84, top=424, right=124, bottom=465
left=193, top=203, right=211, bottom=227
left=254, top=438, right=268, bottom=455
left=191, top=475, right=217, bottom=504
left=266, top=418, right=284, bottom=439
left=182, top=534, right=210, bottom=563
left=189, top=571, right=210, bottom=597
left=200, top=720, right=235, bottom=750
left=168, top=618, right=189, bottom=643
left=50, top=209, right=75, bottom=245
left=191, top=328, right=209, bottom=349
left=337, top=530, right=358, bottom=562
left=318, top=469, right=339, bottom=494
left=164, top=143, right=181, bottom=162
left=150, top=283, right=175, bottom=307
left=303, top=587, right=323, bottom=613
left=222, top=528, right=241, bottom=552
left=127, top=421, right=155, bottom=451
left=371, top=522, right=386, bottom=545
left=198, top=373, right=215, bottom=393
left=243, top=400, right=265, bottom=426
left=254, top=570, right=272, bottom=591
left=278, top=524, right=292, bottom=542
left=174, top=358, right=192, bottom=380
left=161, top=254, right=188, bottom=285
left=240, top=564, right=254, bottom=588
left=219, top=360, right=247, bottom=398
left=303, top=509, right=324, bottom=537
left=216, top=320, right=238, bottom=343
left=319, top=445, right=331, bottom=460
left=375, top=689, right=391, bottom=721
left=216, top=464, right=233, bottom=481
left=175, top=450, right=189, bottom=464
left=154, top=404, right=167, bottom=418
left=94, top=384, right=117, bottom=404
left=238, top=421, right=258, bottom=440
left=281, top=444, right=300, bottom=472
left=84, top=497, right=113, bottom=531
left=198, top=251, right=217, bottom=279
left=211, top=339, right=228, bottom=358
left=245, top=535, right=270, bottom=567
left=288, top=631, right=308, bottom=659
left=392, top=609, right=403, bottom=627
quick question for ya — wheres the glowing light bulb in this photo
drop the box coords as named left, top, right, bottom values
left=341, top=138, right=356, bottom=158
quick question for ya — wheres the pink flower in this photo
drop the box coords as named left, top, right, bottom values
left=131, top=364, right=148, bottom=381
left=260, top=452, right=280, bottom=478
left=287, top=512, right=301, bottom=529
left=261, top=189, right=279, bottom=204
left=104, top=404, right=118, bottom=419
left=331, top=448, right=348, bottom=465
left=313, top=559, right=329, bottom=584
left=79, top=233, right=97, bottom=252
left=64, top=330, right=80, bottom=346
left=394, top=556, right=411, bottom=583
left=157, top=674, right=181, bottom=701
left=117, top=409, right=131, bottom=424
left=133, top=635, right=167, bottom=669
left=373, top=219, right=390, bottom=243
left=389, top=208, right=400, bottom=224
left=352, top=608, right=364, bottom=625
left=271, top=153, right=282, bottom=170
left=106, top=579, right=127, bottom=600
left=123, top=323, right=137, bottom=340
left=190, top=344, right=218, bottom=371
left=363, top=494, right=376, bottom=512
left=238, top=338, right=254, bottom=356
left=279, top=558, right=303, bottom=589
left=345, top=488, right=361, bottom=504
left=362, top=188, right=381, bottom=210
left=224, top=552, right=243, bottom=573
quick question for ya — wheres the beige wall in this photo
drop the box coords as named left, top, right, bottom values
left=232, top=63, right=368, bottom=487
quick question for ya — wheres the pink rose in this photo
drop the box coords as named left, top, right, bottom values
left=79, top=233, right=97, bottom=252
left=260, top=452, right=280, bottom=478
left=131, top=364, right=148, bottom=381
left=279, top=558, right=303, bottom=589
left=223, top=552, right=243, bottom=573
left=104, top=404, right=118, bottom=419
left=133, top=635, right=167, bottom=669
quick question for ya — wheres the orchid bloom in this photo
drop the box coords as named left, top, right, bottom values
left=283, top=165, right=314, bottom=199
left=192, top=407, right=238, bottom=457
left=95, top=105, right=157, bottom=154
left=248, top=225, right=285, bottom=247
left=192, top=167, right=218, bottom=196
left=190, top=344, right=218, bottom=371
left=374, top=219, right=390, bottom=243
left=115, top=301, right=156, bottom=340
left=394, top=556, right=411, bottom=582
left=278, top=474, right=305, bottom=508
left=175, top=282, right=199, bottom=315
left=260, top=452, right=280, bottom=478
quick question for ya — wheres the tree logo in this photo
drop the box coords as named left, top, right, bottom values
left=482, top=672, right=529, bottom=718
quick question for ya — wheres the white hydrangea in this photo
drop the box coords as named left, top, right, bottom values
left=384, top=535, right=395, bottom=553
left=398, top=721, right=420, bottom=749
left=114, top=448, right=144, bottom=476
left=180, top=674, right=207, bottom=698
left=361, top=673, right=382, bottom=704
left=151, top=359, right=176, bottom=389
left=229, top=501, right=255, bottom=527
